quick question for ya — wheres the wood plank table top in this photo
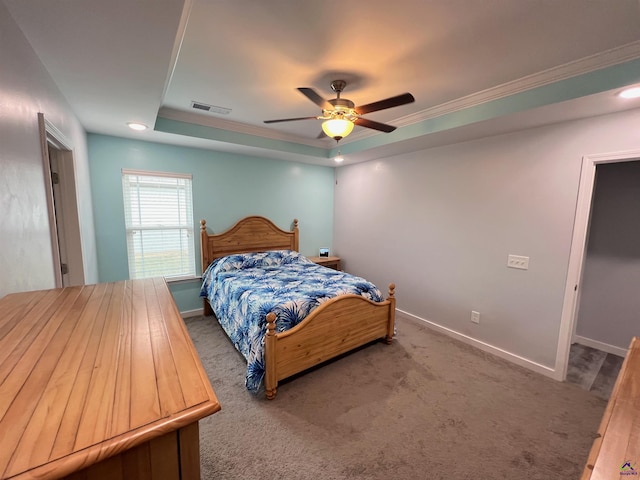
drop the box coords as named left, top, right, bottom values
left=582, top=336, right=640, bottom=479
left=0, top=278, right=220, bottom=480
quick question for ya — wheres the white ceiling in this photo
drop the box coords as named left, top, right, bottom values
left=5, top=0, right=640, bottom=165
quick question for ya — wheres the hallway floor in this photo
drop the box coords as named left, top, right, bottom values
left=566, top=343, right=624, bottom=400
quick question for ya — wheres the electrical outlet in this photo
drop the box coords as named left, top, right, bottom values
left=507, top=254, right=529, bottom=270
left=471, top=311, right=480, bottom=324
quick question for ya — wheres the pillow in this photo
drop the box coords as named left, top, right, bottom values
left=206, top=250, right=311, bottom=275
left=238, top=250, right=310, bottom=269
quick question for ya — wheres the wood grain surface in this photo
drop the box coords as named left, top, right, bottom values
left=0, top=278, right=220, bottom=480
left=582, top=337, right=640, bottom=479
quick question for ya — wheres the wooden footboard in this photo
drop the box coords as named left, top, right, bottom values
left=264, top=284, right=396, bottom=400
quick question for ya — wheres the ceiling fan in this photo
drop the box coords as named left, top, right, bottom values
left=264, top=80, right=415, bottom=142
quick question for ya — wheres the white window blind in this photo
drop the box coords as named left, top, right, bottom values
left=122, top=169, right=195, bottom=280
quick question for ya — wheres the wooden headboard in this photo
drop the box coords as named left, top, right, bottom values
left=200, top=216, right=299, bottom=272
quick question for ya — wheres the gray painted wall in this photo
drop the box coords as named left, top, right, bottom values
left=576, top=160, right=640, bottom=350
left=0, top=5, right=98, bottom=297
left=334, top=108, right=640, bottom=372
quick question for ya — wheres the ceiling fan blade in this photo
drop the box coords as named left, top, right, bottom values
left=298, top=88, right=333, bottom=110
left=355, top=93, right=415, bottom=115
left=264, top=116, right=318, bottom=124
left=354, top=117, right=397, bottom=133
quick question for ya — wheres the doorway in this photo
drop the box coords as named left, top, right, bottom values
left=38, top=113, right=85, bottom=287
left=556, top=148, right=640, bottom=381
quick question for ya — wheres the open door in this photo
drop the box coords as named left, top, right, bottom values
left=38, top=113, right=85, bottom=287
left=556, top=148, right=640, bottom=381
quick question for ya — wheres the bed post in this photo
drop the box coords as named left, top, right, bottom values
left=200, top=220, right=213, bottom=316
left=385, top=283, right=396, bottom=344
left=200, top=219, right=209, bottom=270
left=292, top=219, right=299, bottom=252
left=265, top=312, right=278, bottom=400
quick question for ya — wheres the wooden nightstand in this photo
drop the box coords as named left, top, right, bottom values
left=308, top=255, right=341, bottom=271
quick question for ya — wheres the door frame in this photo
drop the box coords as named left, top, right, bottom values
left=38, top=113, right=85, bottom=287
left=555, top=148, right=640, bottom=380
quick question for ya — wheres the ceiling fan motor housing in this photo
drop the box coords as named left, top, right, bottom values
left=323, top=101, right=358, bottom=122
left=329, top=98, right=355, bottom=109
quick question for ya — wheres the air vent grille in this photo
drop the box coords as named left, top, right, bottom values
left=190, top=101, right=231, bottom=115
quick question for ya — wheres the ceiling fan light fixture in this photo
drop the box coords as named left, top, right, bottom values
left=264, top=80, right=414, bottom=140
left=322, top=118, right=354, bottom=141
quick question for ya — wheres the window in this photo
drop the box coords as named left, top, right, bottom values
left=122, top=169, right=195, bottom=280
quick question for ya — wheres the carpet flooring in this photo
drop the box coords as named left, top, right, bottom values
left=185, top=315, right=606, bottom=480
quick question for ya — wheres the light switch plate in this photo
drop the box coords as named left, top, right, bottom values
left=507, top=254, right=529, bottom=270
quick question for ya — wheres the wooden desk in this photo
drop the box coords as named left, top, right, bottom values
left=581, top=337, right=639, bottom=479
left=0, top=278, right=220, bottom=480
left=308, top=256, right=341, bottom=270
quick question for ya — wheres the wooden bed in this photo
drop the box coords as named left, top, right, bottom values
left=199, top=216, right=396, bottom=399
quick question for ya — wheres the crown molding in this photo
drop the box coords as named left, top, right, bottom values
left=156, top=106, right=330, bottom=148
left=392, top=40, right=640, bottom=128
left=160, top=0, right=193, bottom=104
left=159, top=42, right=640, bottom=149
left=322, top=41, right=640, bottom=145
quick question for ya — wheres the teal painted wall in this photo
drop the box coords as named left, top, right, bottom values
left=88, top=134, right=334, bottom=311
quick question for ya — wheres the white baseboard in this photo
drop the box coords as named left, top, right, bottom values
left=573, top=335, right=628, bottom=358
left=396, top=309, right=557, bottom=380
left=181, top=308, right=204, bottom=318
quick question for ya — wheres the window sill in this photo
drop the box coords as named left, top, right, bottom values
left=164, top=275, right=202, bottom=285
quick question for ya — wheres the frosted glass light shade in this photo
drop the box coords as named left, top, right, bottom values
left=322, top=118, right=354, bottom=140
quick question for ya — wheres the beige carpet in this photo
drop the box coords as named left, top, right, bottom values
left=185, top=315, right=605, bottom=479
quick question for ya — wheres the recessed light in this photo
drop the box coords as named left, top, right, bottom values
left=619, top=87, right=640, bottom=99
left=127, top=122, right=148, bottom=131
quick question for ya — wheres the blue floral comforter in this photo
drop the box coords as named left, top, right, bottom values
left=200, top=250, right=383, bottom=393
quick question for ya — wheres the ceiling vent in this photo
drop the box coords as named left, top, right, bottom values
left=190, top=101, right=231, bottom=115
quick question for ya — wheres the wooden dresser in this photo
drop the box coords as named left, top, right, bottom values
left=0, top=278, right=220, bottom=480
left=581, top=337, right=640, bottom=479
